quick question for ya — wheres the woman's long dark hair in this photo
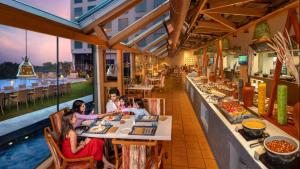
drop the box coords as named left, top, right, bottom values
left=134, top=99, right=145, bottom=109
left=72, top=100, right=85, bottom=114
left=61, top=109, right=75, bottom=140
left=119, top=95, right=130, bottom=107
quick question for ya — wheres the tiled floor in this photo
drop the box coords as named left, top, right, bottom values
left=153, top=75, right=219, bottom=169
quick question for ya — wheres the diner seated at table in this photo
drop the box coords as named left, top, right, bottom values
left=106, top=88, right=120, bottom=113
left=61, top=110, right=115, bottom=169
left=72, top=100, right=104, bottom=128
left=121, top=98, right=150, bottom=117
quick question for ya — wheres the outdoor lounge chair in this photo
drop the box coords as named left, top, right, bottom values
left=9, top=89, right=28, bottom=111
left=44, top=127, right=95, bottom=169
left=0, top=92, right=5, bottom=115
left=48, top=85, right=57, bottom=98
left=30, top=87, right=44, bottom=104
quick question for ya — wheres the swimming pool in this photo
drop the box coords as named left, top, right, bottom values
left=0, top=78, right=86, bottom=89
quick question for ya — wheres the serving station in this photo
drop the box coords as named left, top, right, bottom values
left=185, top=76, right=299, bottom=169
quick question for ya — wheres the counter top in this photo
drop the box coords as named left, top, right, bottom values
left=186, top=76, right=298, bottom=169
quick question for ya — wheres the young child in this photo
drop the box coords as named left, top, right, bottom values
left=72, top=100, right=104, bottom=128
left=118, top=95, right=131, bottom=115
left=106, top=88, right=120, bottom=113
left=121, top=98, right=150, bottom=117
left=60, top=110, right=115, bottom=169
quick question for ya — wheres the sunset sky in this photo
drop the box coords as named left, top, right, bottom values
left=0, top=0, right=72, bottom=66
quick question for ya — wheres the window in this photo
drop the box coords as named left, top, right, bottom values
left=135, top=17, right=141, bottom=21
left=87, top=5, right=96, bottom=11
left=154, top=0, right=166, bottom=8
left=74, top=7, right=83, bottom=18
left=88, top=44, right=93, bottom=48
left=138, top=39, right=146, bottom=47
left=74, top=41, right=83, bottom=49
left=74, top=0, right=82, bottom=4
left=135, top=0, right=146, bottom=12
left=103, top=22, right=112, bottom=30
left=118, top=18, right=128, bottom=31
left=88, top=0, right=96, bottom=2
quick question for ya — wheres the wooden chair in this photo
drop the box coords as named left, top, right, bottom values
left=0, top=92, right=4, bottom=115
left=9, top=89, right=28, bottom=111
left=59, top=84, right=66, bottom=96
left=66, top=83, right=72, bottom=94
left=43, top=127, right=95, bottom=169
left=48, top=85, right=57, bottom=98
left=49, top=108, right=68, bottom=142
left=3, top=86, right=13, bottom=91
left=112, top=139, right=165, bottom=169
left=30, top=87, right=44, bottom=104
left=142, top=98, right=166, bottom=116
left=18, top=84, right=26, bottom=89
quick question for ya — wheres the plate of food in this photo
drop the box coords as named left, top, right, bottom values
left=81, top=120, right=94, bottom=126
left=104, top=115, right=122, bottom=121
left=119, top=128, right=131, bottom=134
left=88, top=126, right=106, bottom=133
left=135, top=115, right=159, bottom=122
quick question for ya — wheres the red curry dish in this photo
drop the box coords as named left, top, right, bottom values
left=266, top=140, right=296, bottom=153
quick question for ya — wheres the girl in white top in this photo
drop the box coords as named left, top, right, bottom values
left=121, top=99, right=150, bottom=117
left=106, top=88, right=120, bottom=113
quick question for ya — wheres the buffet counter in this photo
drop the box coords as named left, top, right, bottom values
left=185, top=76, right=298, bottom=169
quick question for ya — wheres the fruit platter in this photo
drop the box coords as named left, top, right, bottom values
left=215, top=101, right=258, bottom=124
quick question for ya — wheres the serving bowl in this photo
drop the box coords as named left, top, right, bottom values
left=263, top=135, right=299, bottom=163
left=242, top=118, right=266, bottom=138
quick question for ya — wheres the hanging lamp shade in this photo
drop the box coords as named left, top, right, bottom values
left=17, top=56, right=36, bottom=78
left=253, top=21, right=271, bottom=42
left=222, top=38, right=230, bottom=50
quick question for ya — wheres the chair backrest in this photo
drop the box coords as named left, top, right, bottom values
left=49, top=108, right=68, bottom=141
left=0, top=92, right=4, bottom=101
left=43, top=127, right=63, bottom=169
left=18, top=85, right=26, bottom=89
left=142, top=98, right=166, bottom=116
left=17, top=89, right=28, bottom=101
left=112, top=139, right=157, bottom=169
left=32, top=83, right=38, bottom=87
left=34, top=87, right=44, bottom=97
left=3, top=86, right=13, bottom=91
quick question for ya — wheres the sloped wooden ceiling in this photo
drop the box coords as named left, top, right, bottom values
left=180, top=0, right=298, bottom=50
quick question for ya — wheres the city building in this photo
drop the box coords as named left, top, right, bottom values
left=70, top=0, right=167, bottom=74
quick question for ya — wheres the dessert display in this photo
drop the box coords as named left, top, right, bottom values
left=216, top=101, right=257, bottom=123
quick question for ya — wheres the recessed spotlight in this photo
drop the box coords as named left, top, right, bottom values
left=8, top=142, right=13, bottom=146
left=24, top=136, right=29, bottom=140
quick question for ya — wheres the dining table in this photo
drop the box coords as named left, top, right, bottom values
left=80, top=115, right=172, bottom=141
left=127, top=84, right=154, bottom=97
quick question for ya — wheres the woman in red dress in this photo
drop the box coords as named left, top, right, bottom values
left=61, top=110, right=115, bottom=169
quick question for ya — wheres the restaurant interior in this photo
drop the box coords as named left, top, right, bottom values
left=0, top=0, right=299, bottom=169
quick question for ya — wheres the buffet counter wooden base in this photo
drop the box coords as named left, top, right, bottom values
left=185, top=76, right=298, bottom=169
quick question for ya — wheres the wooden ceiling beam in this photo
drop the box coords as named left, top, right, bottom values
left=209, top=0, right=256, bottom=10
left=203, top=6, right=265, bottom=17
left=203, top=13, right=236, bottom=31
left=94, top=26, right=109, bottom=41
left=193, top=28, right=230, bottom=33
left=82, top=0, right=142, bottom=33
left=196, top=21, right=232, bottom=31
left=109, top=1, right=170, bottom=47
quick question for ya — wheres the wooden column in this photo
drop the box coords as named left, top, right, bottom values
left=218, top=39, right=224, bottom=79
left=203, top=47, right=208, bottom=76
left=97, top=46, right=106, bottom=114
left=267, top=8, right=300, bottom=116
left=117, top=50, right=124, bottom=95
left=130, top=53, right=136, bottom=80
left=214, top=49, right=219, bottom=76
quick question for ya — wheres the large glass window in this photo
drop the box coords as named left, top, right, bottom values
left=118, top=18, right=128, bottom=31
left=87, top=5, right=96, bottom=11
left=74, top=41, right=83, bottom=49
left=74, top=7, right=83, bottom=18
left=74, top=0, right=82, bottom=4
left=135, top=0, right=147, bottom=12
left=154, top=0, right=166, bottom=8
left=88, top=0, right=96, bottom=2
